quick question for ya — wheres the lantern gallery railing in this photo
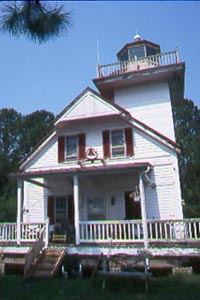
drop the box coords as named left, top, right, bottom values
left=97, top=50, right=179, bottom=78
left=79, top=218, right=200, bottom=244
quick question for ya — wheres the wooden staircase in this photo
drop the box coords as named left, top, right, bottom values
left=28, top=248, right=65, bottom=278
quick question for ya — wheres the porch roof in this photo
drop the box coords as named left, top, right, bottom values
left=13, top=161, right=152, bottom=179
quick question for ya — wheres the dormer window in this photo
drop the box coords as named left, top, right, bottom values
left=66, top=135, right=78, bottom=160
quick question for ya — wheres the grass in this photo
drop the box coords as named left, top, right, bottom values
left=1, top=274, right=200, bottom=300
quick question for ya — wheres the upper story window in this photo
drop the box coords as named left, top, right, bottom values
left=102, top=127, right=134, bottom=159
left=111, top=129, right=125, bottom=157
left=58, top=133, right=86, bottom=163
left=65, top=135, right=78, bottom=160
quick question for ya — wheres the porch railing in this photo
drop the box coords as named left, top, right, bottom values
left=79, top=218, right=200, bottom=244
left=0, top=222, right=48, bottom=244
left=97, top=50, right=179, bottom=78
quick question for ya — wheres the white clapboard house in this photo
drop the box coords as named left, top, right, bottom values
left=1, top=35, right=200, bottom=269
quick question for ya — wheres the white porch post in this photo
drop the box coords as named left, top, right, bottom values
left=73, top=174, right=80, bottom=245
left=139, top=174, right=149, bottom=249
left=17, top=179, right=23, bottom=244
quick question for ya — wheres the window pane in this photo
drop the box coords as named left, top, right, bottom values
left=111, top=130, right=125, bottom=157
left=66, top=136, right=77, bottom=159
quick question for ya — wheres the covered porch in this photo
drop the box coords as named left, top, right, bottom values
left=8, top=162, right=200, bottom=247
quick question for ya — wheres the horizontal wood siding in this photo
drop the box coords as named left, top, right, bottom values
left=23, top=179, right=46, bottom=223
left=114, top=82, right=176, bottom=140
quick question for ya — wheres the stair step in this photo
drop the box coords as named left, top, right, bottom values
left=41, top=256, right=59, bottom=263
left=44, top=251, right=63, bottom=257
left=27, top=248, right=65, bottom=278
left=34, top=262, right=57, bottom=271
left=31, top=270, right=53, bottom=277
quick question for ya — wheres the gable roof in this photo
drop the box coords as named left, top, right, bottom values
left=19, top=87, right=181, bottom=171
left=54, top=87, right=129, bottom=126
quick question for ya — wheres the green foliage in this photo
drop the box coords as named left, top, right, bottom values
left=0, top=108, right=55, bottom=221
left=0, top=1, right=71, bottom=43
left=21, top=110, right=55, bottom=156
left=173, top=99, right=200, bottom=216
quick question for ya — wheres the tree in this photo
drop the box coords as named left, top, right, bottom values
left=0, top=108, right=23, bottom=221
left=173, top=99, right=200, bottom=217
left=0, top=108, right=55, bottom=221
left=20, top=110, right=55, bottom=157
left=0, top=1, right=71, bottom=43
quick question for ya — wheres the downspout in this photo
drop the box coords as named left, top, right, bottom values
left=139, top=166, right=151, bottom=250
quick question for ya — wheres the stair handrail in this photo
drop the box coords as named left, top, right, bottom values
left=24, top=227, right=45, bottom=278
left=50, top=249, right=65, bottom=277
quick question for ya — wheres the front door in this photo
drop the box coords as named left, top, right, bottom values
left=48, top=195, right=75, bottom=234
left=124, top=191, right=142, bottom=219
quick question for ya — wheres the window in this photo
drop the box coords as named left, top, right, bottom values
left=65, top=135, right=78, bottom=160
left=111, top=129, right=125, bottom=157
left=58, top=133, right=86, bottom=163
left=102, top=128, right=134, bottom=159
left=87, top=196, right=105, bottom=220
left=129, top=45, right=145, bottom=60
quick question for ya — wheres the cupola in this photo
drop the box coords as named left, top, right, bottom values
left=117, top=35, right=161, bottom=62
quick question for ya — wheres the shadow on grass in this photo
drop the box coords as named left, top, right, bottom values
left=1, top=274, right=200, bottom=300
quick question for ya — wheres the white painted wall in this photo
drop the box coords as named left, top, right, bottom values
left=23, top=179, right=46, bottom=223
left=114, top=81, right=176, bottom=140
left=23, top=112, right=182, bottom=222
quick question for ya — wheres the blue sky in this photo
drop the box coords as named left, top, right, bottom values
left=0, top=1, right=200, bottom=115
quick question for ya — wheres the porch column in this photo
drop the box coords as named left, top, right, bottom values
left=17, top=179, right=23, bottom=244
left=139, top=174, right=149, bottom=249
left=73, top=174, right=80, bottom=245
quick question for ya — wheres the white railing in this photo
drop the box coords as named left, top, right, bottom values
left=0, top=223, right=17, bottom=241
left=147, top=219, right=200, bottom=242
left=21, top=222, right=46, bottom=242
left=0, top=222, right=48, bottom=244
left=24, top=228, right=45, bottom=278
left=97, top=50, right=179, bottom=78
left=79, top=218, right=200, bottom=244
left=80, top=220, right=144, bottom=243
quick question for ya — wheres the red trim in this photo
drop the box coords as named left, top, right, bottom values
left=78, top=133, right=86, bottom=160
left=102, top=130, right=111, bottom=158
left=58, top=136, right=65, bottom=163
left=125, top=127, right=134, bottom=156
left=47, top=196, right=55, bottom=225
left=13, top=162, right=151, bottom=178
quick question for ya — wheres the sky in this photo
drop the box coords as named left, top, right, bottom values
left=0, top=1, right=200, bottom=116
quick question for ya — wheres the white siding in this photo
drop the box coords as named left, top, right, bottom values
left=60, top=93, right=118, bottom=121
left=23, top=114, right=182, bottom=222
left=23, top=179, right=46, bottom=223
left=114, top=82, right=175, bottom=140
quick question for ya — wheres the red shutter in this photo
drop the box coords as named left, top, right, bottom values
left=78, top=133, right=86, bottom=160
left=125, top=127, right=134, bottom=156
left=102, top=130, right=110, bottom=158
left=58, top=136, right=65, bottom=163
left=47, top=196, right=55, bottom=225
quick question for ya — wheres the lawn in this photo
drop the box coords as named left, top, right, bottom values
left=1, top=274, right=200, bottom=300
